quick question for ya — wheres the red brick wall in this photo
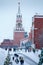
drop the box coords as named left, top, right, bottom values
left=34, top=17, right=43, bottom=48
left=14, top=32, right=24, bottom=46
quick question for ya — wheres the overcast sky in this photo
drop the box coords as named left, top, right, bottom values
left=0, top=0, right=43, bottom=42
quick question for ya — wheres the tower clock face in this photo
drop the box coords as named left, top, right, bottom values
left=18, top=23, right=21, bottom=27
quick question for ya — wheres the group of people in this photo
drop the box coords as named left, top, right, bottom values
left=12, top=53, right=24, bottom=65
left=19, top=56, right=24, bottom=65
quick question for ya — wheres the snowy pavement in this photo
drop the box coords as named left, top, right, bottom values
left=10, top=52, right=38, bottom=65
left=10, top=53, right=30, bottom=65
left=0, top=48, right=30, bottom=65
left=12, top=60, right=30, bottom=65
left=0, top=48, right=41, bottom=65
left=19, top=53, right=38, bottom=65
left=20, top=50, right=41, bottom=63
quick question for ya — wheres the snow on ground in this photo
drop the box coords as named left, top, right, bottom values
left=0, top=48, right=30, bottom=65
left=0, top=48, right=8, bottom=65
left=0, top=48, right=41, bottom=65
left=12, top=57, right=30, bottom=65
left=9, top=49, right=41, bottom=63
left=20, top=49, right=41, bottom=63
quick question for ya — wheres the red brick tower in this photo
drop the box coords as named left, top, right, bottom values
left=32, top=15, right=43, bottom=49
left=13, top=2, right=25, bottom=46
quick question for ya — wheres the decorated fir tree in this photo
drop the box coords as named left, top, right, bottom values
left=4, top=49, right=12, bottom=65
left=4, top=54, right=10, bottom=65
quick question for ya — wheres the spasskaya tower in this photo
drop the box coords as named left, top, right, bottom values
left=13, top=2, right=25, bottom=46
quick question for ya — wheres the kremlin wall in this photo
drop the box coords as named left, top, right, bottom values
left=29, top=15, right=43, bottom=49
left=0, top=2, right=43, bottom=49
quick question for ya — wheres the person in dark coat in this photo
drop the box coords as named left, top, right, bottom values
left=14, top=53, right=19, bottom=57
left=12, top=57, right=14, bottom=60
left=15, top=57, right=19, bottom=64
left=20, top=57, right=24, bottom=65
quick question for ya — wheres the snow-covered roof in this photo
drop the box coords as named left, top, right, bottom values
left=34, top=15, right=43, bottom=18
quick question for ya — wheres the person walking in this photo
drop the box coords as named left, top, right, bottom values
left=15, top=57, right=19, bottom=64
left=19, top=57, right=24, bottom=65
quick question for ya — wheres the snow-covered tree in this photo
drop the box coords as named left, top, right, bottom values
left=38, top=48, right=43, bottom=65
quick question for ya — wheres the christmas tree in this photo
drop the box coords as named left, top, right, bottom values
left=4, top=49, right=12, bottom=65
left=4, top=55, right=10, bottom=65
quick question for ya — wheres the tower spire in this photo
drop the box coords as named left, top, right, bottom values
left=14, top=1, right=24, bottom=32
left=18, top=2, right=20, bottom=15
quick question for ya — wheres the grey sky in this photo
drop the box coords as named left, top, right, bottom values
left=0, top=0, right=43, bottom=42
